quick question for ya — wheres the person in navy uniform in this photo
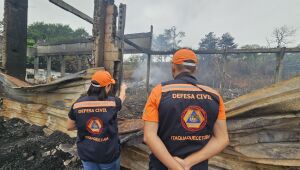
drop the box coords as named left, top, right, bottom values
left=143, top=48, right=229, bottom=170
left=67, top=70, right=126, bottom=170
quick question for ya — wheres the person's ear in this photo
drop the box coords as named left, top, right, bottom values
left=171, top=64, right=176, bottom=78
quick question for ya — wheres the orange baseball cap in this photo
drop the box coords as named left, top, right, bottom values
left=91, top=71, right=115, bottom=87
left=172, top=48, right=198, bottom=66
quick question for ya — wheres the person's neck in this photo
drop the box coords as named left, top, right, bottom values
left=174, top=71, right=192, bottom=78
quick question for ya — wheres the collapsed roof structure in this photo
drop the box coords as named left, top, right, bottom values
left=0, top=0, right=300, bottom=169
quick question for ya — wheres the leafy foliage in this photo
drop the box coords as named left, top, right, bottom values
left=27, top=22, right=90, bottom=45
left=199, top=32, right=237, bottom=50
left=218, top=33, right=237, bottom=49
left=198, top=32, right=219, bottom=50
left=152, top=26, right=185, bottom=51
left=152, top=26, right=185, bottom=62
left=25, top=22, right=90, bottom=72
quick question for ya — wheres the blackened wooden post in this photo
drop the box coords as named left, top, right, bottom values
left=146, top=53, right=151, bottom=94
left=220, top=48, right=228, bottom=93
left=146, top=25, right=153, bottom=95
left=92, top=0, right=106, bottom=67
left=2, top=0, right=28, bottom=80
left=112, top=60, right=121, bottom=95
left=60, top=55, right=65, bottom=77
left=114, top=3, right=126, bottom=95
left=274, top=47, right=286, bottom=83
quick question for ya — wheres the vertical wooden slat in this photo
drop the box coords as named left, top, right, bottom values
left=34, top=56, right=39, bottom=82
left=46, top=56, right=52, bottom=83
left=93, top=0, right=106, bottom=67
left=60, top=55, right=65, bottom=77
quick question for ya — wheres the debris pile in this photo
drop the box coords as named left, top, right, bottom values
left=119, top=81, right=149, bottom=119
left=0, top=117, right=81, bottom=170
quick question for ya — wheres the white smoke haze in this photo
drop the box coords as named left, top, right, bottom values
left=131, top=60, right=172, bottom=86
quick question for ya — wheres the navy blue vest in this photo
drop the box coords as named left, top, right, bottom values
left=69, top=96, right=121, bottom=163
left=149, top=73, right=220, bottom=170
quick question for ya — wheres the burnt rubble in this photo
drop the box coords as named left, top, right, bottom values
left=0, top=117, right=82, bottom=170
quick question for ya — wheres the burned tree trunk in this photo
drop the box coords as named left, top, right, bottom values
left=2, top=0, right=28, bottom=80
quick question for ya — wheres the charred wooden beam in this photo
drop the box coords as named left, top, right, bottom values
left=49, top=0, right=93, bottom=24
left=93, top=0, right=106, bottom=67
left=2, top=0, right=28, bottom=80
left=120, top=36, right=151, bottom=54
left=151, top=47, right=300, bottom=55
left=146, top=26, right=153, bottom=94
left=115, top=3, right=126, bottom=95
left=34, top=40, right=300, bottom=57
left=274, top=47, right=286, bottom=83
left=0, top=68, right=144, bottom=139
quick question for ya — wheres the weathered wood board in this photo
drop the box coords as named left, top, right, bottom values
left=121, top=76, right=300, bottom=170
left=1, top=70, right=300, bottom=169
left=209, top=76, right=300, bottom=169
left=0, top=68, right=143, bottom=139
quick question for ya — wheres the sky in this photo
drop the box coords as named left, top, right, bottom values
left=0, top=0, right=300, bottom=48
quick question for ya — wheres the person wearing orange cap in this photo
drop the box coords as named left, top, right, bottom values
left=143, top=48, right=229, bottom=170
left=67, top=70, right=126, bottom=170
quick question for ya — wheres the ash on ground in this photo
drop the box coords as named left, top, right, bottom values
left=0, top=117, right=81, bottom=170
left=118, top=81, right=150, bottom=119
left=118, top=81, right=246, bottom=119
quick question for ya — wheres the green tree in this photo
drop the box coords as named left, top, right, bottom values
left=26, top=22, right=90, bottom=71
left=240, top=44, right=262, bottom=73
left=152, top=26, right=185, bottom=62
left=153, top=26, right=185, bottom=51
left=198, top=32, right=219, bottom=50
left=240, top=44, right=261, bottom=49
left=197, top=32, right=237, bottom=90
left=27, top=22, right=90, bottom=45
left=218, top=32, right=237, bottom=49
left=164, top=26, right=185, bottom=49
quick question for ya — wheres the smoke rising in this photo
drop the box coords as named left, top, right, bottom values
left=131, top=60, right=172, bottom=86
